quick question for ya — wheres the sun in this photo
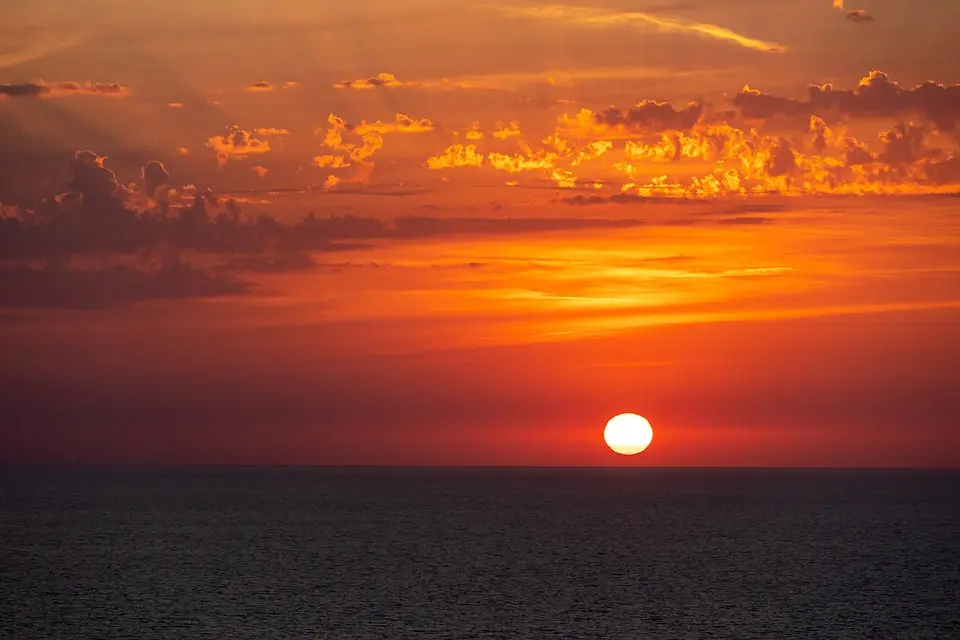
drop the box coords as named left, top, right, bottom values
left=604, top=413, right=654, bottom=455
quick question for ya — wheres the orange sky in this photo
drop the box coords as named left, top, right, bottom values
left=1, top=0, right=959, bottom=466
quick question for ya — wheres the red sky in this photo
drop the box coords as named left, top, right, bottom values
left=1, top=0, right=959, bottom=466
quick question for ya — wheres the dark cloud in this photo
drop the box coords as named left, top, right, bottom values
left=766, top=142, right=798, bottom=176
left=735, top=71, right=960, bottom=130
left=70, top=150, right=121, bottom=205
left=0, top=262, right=247, bottom=309
left=220, top=253, right=320, bottom=273
left=0, top=81, right=128, bottom=99
left=595, top=100, right=705, bottom=133
left=141, top=160, right=171, bottom=202
left=925, top=156, right=960, bottom=186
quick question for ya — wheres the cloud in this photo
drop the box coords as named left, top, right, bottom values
left=206, top=126, right=271, bottom=167
left=244, top=81, right=274, bottom=92
left=141, top=160, right=171, bottom=203
left=464, top=122, right=484, bottom=140
left=254, top=128, right=290, bottom=136
left=220, top=253, right=317, bottom=273
left=316, top=113, right=434, bottom=184
left=167, top=102, right=184, bottom=108
left=427, top=144, right=485, bottom=169
left=0, top=263, right=248, bottom=309
left=488, top=145, right=558, bottom=173
left=493, top=121, right=523, bottom=140
left=493, top=4, right=786, bottom=52
left=70, top=150, right=120, bottom=202
left=845, top=10, right=875, bottom=23
left=251, top=166, right=269, bottom=178
left=353, top=114, right=435, bottom=135
left=333, top=72, right=408, bottom=89
left=314, top=155, right=351, bottom=168
left=555, top=102, right=705, bottom=139
left=734, top=71, right=960, bottom=130
left=0, top=81, right=128, bottom=99
left=833, top=1, right=874, bottom=23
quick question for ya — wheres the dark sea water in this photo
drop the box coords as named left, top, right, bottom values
left=1, top=468, right=958, bottom=639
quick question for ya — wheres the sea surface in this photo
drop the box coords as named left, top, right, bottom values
left=1, top=468, right=958, bottom=639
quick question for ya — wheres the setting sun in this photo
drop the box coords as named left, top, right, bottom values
left=604, top=413, right=654, bottom=455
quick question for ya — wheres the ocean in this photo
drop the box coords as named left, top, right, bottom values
left=2, top=468, right=957, bottom=639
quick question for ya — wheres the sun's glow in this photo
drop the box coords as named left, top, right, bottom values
left=604, top=413, right=654, bottom=455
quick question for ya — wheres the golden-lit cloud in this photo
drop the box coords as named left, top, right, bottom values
left=244, top=81, right=274, bottom=92
left=333, top=72, right=407, bottom=90
left=323, top=174, right=340, bottom=191
left=167, top=102, right=184, bottom=109
left=464, top=122, right=484, bottom=140
left=206, top=126, right=271, bottom=167
left=353, top=114, right=435, bottom=135
left=421, top=69, right=960, bottom=198
left=493, top=4, right=786, bottom=52
left=427, top=144, right=485, bottom=169
left=314, top=155, right=351, bottom=169
left=316, top=113, right=433, bottom=184
left=254, top=128, right=290, bottom=136
left=251, top=166, right=269, bottom=178
left=0, top=81, right=128, bottom=99
left=488, top=145, right=558, bottom=173
left=493, top=121, right=522, bottom=140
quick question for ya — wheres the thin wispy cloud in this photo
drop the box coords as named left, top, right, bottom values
left=492, top=4, right=786, bottom=53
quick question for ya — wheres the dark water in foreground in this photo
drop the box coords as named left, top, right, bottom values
left=1, top=468, right=958, bottom=639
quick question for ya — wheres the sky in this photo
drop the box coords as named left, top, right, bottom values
left=1, top=0, right=959, bottom=466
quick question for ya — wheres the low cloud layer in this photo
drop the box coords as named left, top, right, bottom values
left=0, top=81, right=128, bottom=98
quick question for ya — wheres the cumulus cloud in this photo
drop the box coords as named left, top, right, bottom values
left=493, top=3, right=785, bottom=52
left=0, top=81, right=128, bottom=99
left=315, top=113, right=434, bottom=184
left=734, top=71, right=960, bottom=130
left=251, top=166, right=269, bottom=178
left=206, top=126, right=271, bottom=167
left=426, top=145, right=485, bottom=169
left=141, top=160, right=171, bottom=204
left=70, top=151, right=120, bottom=202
